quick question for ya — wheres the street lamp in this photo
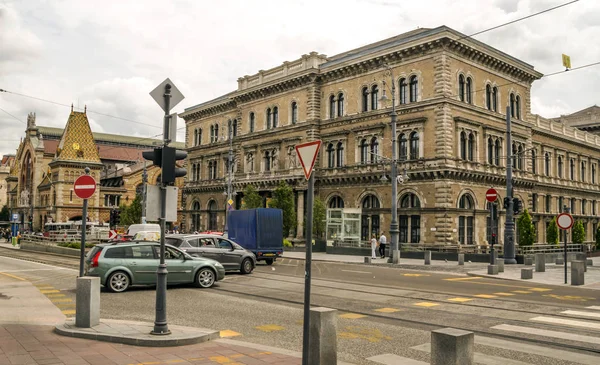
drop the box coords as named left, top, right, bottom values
left=379, top=64, right=400, bottom=264
left=223, top=120, right=235, bottom=234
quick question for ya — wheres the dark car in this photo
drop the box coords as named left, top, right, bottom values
left=166, top=234, right=256, bottom=274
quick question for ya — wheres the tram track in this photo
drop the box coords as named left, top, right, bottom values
left=0, top=247, right=79, bottom=269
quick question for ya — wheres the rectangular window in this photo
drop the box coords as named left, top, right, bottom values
left=545, top=195, right=551, bottom=213
left=466, top=217, right=474, bottom=245
left=458, top=217, right=465, bottom=244
left=593, top=200, right=597, bottom=216
left=594, top=223, right=598, bottom=241
left=70, top=190, right=73, bottom=202
left=399, top=215, right=408, bottom=243
left=532, top=193, right=537, bottom=212
left=583, top=200, right=587, bottom=215
left=410, top=215, right=420, bottom=243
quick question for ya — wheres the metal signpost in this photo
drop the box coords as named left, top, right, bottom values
left=73, top=168, right=96, bottom=277
left=295, top=140, right=322, bottom=365
left=504, top=106, right=516, bottom=264
left=486, top=188, right=498, bottom=264
left=149, top=78, right=185, bottom=335
left=557, top=210, right=574, bottom=284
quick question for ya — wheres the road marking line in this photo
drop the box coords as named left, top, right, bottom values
left=219, top=330, right=242, bottom=337
left=511, top=290, right=532, bottom=294
left=447, top=297, right=473, bottom=303
left=529, top=288, right=553, bottom=292
left=255, top=324, right=285, bottom=332
left=411, top=343, right=531, bottom=364
left=339, top=313, right=367, bottom=319
left=402, top=273, right=430, bottom=277
left=46, top=293, right=66, bottom=297
left=277, top=264, right=297, bottom=266
left=561, top=310, right=600, bottom=319
left=530, top=316, right=600, bottom=330
left=444, top=277, right=482, bottom=281
left=493, top=292, right=515, bottom=296
left=0, top=272, right=26, bottom=281
left=492, top=324, right=600, bottom=345
left=62, top=310, right=76, bottom=315
left=586, top=306, right=600, bottom=310
left=40, top=289, right=60, bottom=294
left=474, top=294, right=498, bottom=299
left=413, top=302, right=439, bottom=307
left=341, top=269, right=371, bottom=274
left=50, top=298, right=72, bottom=303
left=544, top=294, right=594, bottom=301
left=367, top=353, right=428, bottom=365
left=374, top=307, right=401, bottom=313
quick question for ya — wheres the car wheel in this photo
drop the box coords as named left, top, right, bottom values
left=241, top=258, right=253, bottom=274
left=265, top=258, right=274, bottom=265
left=195, top=267, right=216, bottom=288
left=107, top=271, right=130, bottom=293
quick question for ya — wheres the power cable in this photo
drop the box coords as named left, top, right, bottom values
left=0, top=106, right=26, bottom=124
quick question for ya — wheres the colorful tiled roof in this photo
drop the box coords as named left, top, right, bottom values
left=55, top=112, right=101, bottom=163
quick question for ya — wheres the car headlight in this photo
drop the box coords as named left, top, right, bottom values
left=214, top=262, right=223, bottom=267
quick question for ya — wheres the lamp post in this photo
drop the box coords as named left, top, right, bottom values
left=379, top=64, right=400, bottom=264
left=223, top=120, right=234, bottom=235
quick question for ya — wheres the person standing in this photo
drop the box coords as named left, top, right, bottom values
left=378, top=232, right=387, bottom=259
left=370, top=234, right=377, bottom=259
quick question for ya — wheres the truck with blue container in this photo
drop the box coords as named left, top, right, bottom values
left=227, top=208, right=284, bottom=265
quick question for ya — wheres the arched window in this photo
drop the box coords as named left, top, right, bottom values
left=558, top=156, right=563, bottom=178
left=264, top=151, right=271, bottom=172
left=486, top=84, right=492, bottom=110
left=399, top=133, right=407, bottom=160
left=370, top=137, right=378, bottom=164
left=329, top=196, right=344, bottom=208
left=399, top=78, right=407, bottom=104
left=458, top=194, right=475, bottom=245
left=468, top=133, right=474, bottom=161
left=494, top=139, right=500, bottom=166
left=250, top=112, right=255, bottom=132
left=192, top=201, right=201, bottom=232
left=370, top=85, right=379, bottom=110
left=291, top=102, right=298, bottom=124
left=466, top=77, right=472, bottom=104
left=360, top=139, right=368, bottom=164
left=266, top=108, right=272, bottom=129
left=327, top=143, right=335, bottom=168
left=409, top=76, right=418, bottom=102
left=361, top=195, right=381, bottom=242
left=510, top=93, right=516, bottom=118
left=545, top=153, right=550, bottom=176
left=492, top=87, right=498, bottom=112
left=329, top=95, right=336, bottom=119
left=336, top=142, right=344, bottom=167
left=409, top=132, right=419, bottom=159
left=273, top=107, right=279, bottom=127
left=487, top=138, right=493, bottom=164
left=208, top=200, right=218, bottom=231
left=361, top=87, right=369, bottom=112
left=460, top=132, right=467, bottom=160
left=570, top=158, right=575, bottom=180
left=232, top=119, right=238, bottom=137
left=458, top=75, right=465, bottom=102
left=531, top=149, right=536, bottom=174
left=399, top=193, right=421, bottom=244
left=515, top=95, right=521, bottom=119
left=337, top=93, right=344, bottom=117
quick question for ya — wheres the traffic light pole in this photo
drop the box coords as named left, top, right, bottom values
left=504, top=106, right=517, bottom=264
left=152, top=84, right=172, bottom=335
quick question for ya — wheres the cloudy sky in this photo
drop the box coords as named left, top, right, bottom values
left=1, top=0, right=598, bottom=157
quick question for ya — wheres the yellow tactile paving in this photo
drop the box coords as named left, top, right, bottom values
left=374, top=307, right=401, bottom=313
left=219, top=330, right=242, bottom=337
left=413, top=302, right=440, bottom=307
left=444, top=277, right=482, bottom=281
left=339, top=313, right=367, bottom=319
left=493, top=292, right=515, bottom=296
left=512, top=290, right=532, bottom=294
left=447, top=297, right=474, bottom=303
left=474, top=294, right=498, bottom=299
left=255, top=324, right=285, bottom=332
left=529, top=288, right=553, bottom=292
left=40, top=289, right=60, bottom=294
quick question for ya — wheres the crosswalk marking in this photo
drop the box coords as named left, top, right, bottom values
left=512, top=290, right=531, bottom=294
left=562, top=310, right=600, bottom=319
left=493, top=292, right=515, bottom=296
left=529, top=288, right=552, bottom=292
left=374, top=308, right=401, bottom=313
left=219, top=330, right=242, bottom=338
left=447, top=297, right=473, bottom=303
left=339, top=313, right=367, bottom=319
left=491, top=324, right=600, bottom=345
left=474, top=294, right=497, bottom=299
left=40, top=289, right=60, bottom=294
left=367, top=354, right=427, bottom=365
left=530, top=316, right=600, bottom=330
left=411, top=343, right=531, bottom=365
left=255, top=324, right=285, bottom=332
left=413, top=302, right=439, bottom=307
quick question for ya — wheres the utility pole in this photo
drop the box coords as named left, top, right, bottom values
left=224, top=120, right=233, bottom=235
left=504, top=106, right=517, bottom=264
left=141, top=161, right=147, bottom=224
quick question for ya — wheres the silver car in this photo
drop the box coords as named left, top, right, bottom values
left=165, top=234, right=256, bottom=274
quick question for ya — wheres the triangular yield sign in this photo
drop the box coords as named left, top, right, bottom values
left=295, top=140, right=322, bottom=180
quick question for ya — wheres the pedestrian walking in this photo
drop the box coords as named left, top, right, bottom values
left=378, top=232, right=387, bottom=259
left=370, top=234, right=377, bottom=259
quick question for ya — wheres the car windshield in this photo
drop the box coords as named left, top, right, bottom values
left=165, top=238, right=183, bottom=247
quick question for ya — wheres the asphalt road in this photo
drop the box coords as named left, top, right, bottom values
left=2, top=250, right=600, bottom=365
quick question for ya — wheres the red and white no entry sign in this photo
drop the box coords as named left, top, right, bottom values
left=74, top=174, right=97, bottom=199
left=556, top=212, right=574, bottom=230
left=485, top=188, right=498, bottom=203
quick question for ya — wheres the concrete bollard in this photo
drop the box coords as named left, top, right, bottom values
left=308, top=307, right=337, bottom=365
left=524, top=256, right=533, bottom=266
left=497, top=259, right=504, bottom=273
left=556, top=257, right=564, bottom=265
left=587, top=259, right=593, bottom=267
left=521, top=268, right=533, bottom=280
left=431, top=328, right=474, bottom=365
left=424, top=251, right=431, bottom=265
left=535, top=254, right=545, bottom=273
left=75, top=277, right=100, bottom=328
left=458, top=254, right=464, bottom=266
left=571, top=261, right=585, bottom=286
left=487, top=264, right=498, bottom=275
left=364, top=257, right=372, bottom=264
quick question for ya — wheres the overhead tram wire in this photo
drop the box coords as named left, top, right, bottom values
left=0, top=106, right=27, bottom=125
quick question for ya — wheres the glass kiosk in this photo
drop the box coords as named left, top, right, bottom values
left=326, top=208, right=362, bottom=247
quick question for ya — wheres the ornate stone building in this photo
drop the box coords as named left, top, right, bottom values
left=181, top=26, right=600, bottom=248
left=6, top=109, right=184, bottom=231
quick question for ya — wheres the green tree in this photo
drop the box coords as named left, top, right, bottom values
left=595, top=225, right=600, bottom=249
left=119, top=194, right=143, bottom=226
left=242, top=185, right=263, bottom=209
left=516, top=209, right=536, bottom=246
left=0, top=205, right=9, bottom=221
left=269, top=181, right=296, bottom=238
left=572, top=220, right=585, bottom=244
left=546, top=217, right=559, bottom=245
left=313, top=197, right=326, bottom=238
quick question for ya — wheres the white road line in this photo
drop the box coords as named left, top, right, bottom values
left=0, top=256, right=78, bottom=271
left=530, top=316, right=600, bottom=330
left=492, top=324, right=600, bottom=345
left=477, top=335, right=600, bottom=365
left=562, top=310, right=600, bottom=319
left=411, top=343, right=530, bottom=365
left=367, top=354, right=427, bottom=365
left=341, top=269, right=371, bottom=274
left=586, top=306, right=600, bottom=311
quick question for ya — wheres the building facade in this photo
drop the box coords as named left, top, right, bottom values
left=181, top=26, right=600, bottom=248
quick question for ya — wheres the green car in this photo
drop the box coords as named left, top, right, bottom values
left=84, top=241, right=225, bottom=293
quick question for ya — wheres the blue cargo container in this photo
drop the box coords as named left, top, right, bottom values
left=227, top=208, right=284, bottom=264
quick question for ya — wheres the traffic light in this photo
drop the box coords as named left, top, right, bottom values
left=142, top=148, right=162, bottom=167
left=114, top=209, right=121, bottom=225
left=142, top=146, right=187, bottom=184
left=513, top=197, right=523, bottom=215
left=109, top=209, right=115, bottom=227
left=503, top=197, right=510, bottom=209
